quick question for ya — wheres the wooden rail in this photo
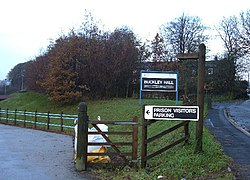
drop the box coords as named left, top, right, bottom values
left=0, top=108, right=77, bottom=133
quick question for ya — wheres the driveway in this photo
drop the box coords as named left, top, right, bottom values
left=0, top=124, right=97, bottom=180
left=205, top=100, right=250, bottom=179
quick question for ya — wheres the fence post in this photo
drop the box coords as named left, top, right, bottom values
left=14, top=109, right=17, bottom=126
left=141, top=105, right=147, bottom=168
left=24, top=110, right=26, bottom=127
left=60, top=112, right=63, bottom=132
left=34, top=110, right=37, bottom=129
left=132, top=116, right=138, bottom=168
left=47, top=111, right=50, bottom=130
left=75, top=102, right=88, bottom=171
left=6, top=108, right=9, bottom=125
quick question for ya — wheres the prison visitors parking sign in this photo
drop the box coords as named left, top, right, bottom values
left=144, top=105, right=199, bottom=121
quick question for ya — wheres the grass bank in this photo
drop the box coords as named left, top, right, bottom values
left=0, top=92, right=233, bottom=179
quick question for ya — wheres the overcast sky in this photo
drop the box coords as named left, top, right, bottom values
left=0, top=0, right=249, bottom=80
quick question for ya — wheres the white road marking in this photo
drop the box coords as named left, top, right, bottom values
left=207, top=118, right=215, bottom=128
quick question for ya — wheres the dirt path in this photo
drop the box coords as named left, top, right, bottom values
left=0, top=124, right=97, bottom=180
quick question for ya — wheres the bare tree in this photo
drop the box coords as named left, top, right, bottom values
left=159, top=13, right=208, bottom=59
left=217, top=16, right=242, bottom=57
left=217, top=10, right=250, bottom=78
left=240, top=10, right=250, bottom=55
left=217, top=10, right=250, bottom=57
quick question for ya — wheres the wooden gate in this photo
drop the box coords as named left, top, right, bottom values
left=75, top=102, right=139, bottom=171
left=141, top=105, right=190, bottom=168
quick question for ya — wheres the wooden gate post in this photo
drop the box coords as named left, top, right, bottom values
left=141, top=105, right=147, bottom=168
left=195, top=44, right=206, bottom=153
left=132, top=116, right=139, bottom=168
left=75, top=102, right=88, bottom=171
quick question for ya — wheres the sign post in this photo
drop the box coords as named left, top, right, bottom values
left=195, top=44, right=206, bottom=153
left=176, top=43, right=206, bottom=153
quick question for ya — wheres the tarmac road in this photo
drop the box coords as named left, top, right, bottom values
left=0, top=125, right=96, bottom=180
left=205, top=100, right=250, bottom=180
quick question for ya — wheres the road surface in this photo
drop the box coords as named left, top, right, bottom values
left=0, top=124, right=96, bottom=180
left=205, top=100, right=250, bottom=180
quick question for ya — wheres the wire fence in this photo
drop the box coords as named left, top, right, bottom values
left=0, top=108, right=77, bottom=134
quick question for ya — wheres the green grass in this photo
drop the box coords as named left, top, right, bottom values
left=0, top=92, right=233, bottom=179
left=0, top=92, right=77, bottom=113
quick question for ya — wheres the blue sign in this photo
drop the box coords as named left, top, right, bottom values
left=140, top=71, right=178, bottom=105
